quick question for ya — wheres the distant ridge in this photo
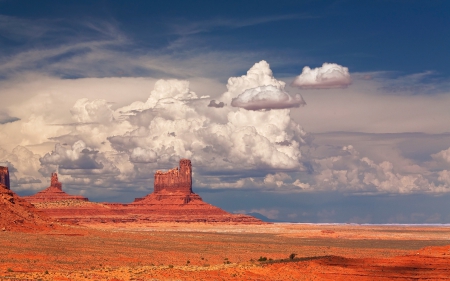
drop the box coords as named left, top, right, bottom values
left=247, top=212, right=287, bottom=223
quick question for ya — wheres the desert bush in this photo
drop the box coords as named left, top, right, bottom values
left=289, top=253, right=296, bottom=260
left=258, top=256, right=267, bottom=262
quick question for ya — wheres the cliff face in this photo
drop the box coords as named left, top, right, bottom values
left=154, top=159, right=192, bottom=194
left=0, top=166, right=10, bottom=190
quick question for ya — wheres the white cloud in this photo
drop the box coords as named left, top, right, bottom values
left=291, top=63, right=351, bottom=89
left=231, top=85, right=305, bottom=110
left=220, top=60, right=287, bottom=104
left=438, top=170, right=450, bottom=185
left=39, top=141, right=119, bottom=177
left=292, top=179, right=311, bottom=190
left=0, top=146, right=44, bottom=190
left=264, top=172, right=291, bottom=187
left=312, top=145, right=449, bottom=193
left=71, top=98, right=114, bottom=123
left=432, top=147, right=450, bottom=163
left=1, top=57, right=450, bottom=197
left=130, top=147, right=158, bottom=163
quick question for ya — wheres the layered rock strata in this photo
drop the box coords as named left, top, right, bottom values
left=23, top=173, right=89, bottom=203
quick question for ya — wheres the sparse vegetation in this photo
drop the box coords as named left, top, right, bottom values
left=258, top=256, right=268, bottom=262
left=7, top=268, right=13, bottom=272
left=168, top=264, right=174, bottom=268
left=289, top=253, right=296, bottom=260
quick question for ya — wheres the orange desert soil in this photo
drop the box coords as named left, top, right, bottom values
left=0, top=183, right=57, bottom=232
left=0, top=223, right=449, bottom=280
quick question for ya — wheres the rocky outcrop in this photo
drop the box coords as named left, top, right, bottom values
left=0, top=182, right=54, bottom=231
left=154, top=159, right=192, bottom=194
left=23, top=173, right=89, bottom=203
left=0, top=166, right=10, bottom=190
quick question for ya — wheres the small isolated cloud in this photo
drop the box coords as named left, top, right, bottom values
left=208, top=100, right=225, bottom=108
left=231, top=85, right=305, bottom=110
left=0, top=111, right=20, bottom=124
left=291, top=63, right=351, bottom=89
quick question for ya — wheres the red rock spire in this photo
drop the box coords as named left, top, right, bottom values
left=0, top=166, right=10, bottom=190
left=50, top=172, right=62, bottom=190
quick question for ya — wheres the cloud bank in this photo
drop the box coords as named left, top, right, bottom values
left=1, top=59, right=449, bottom=198
left=291, top=63, right=351, bottom=89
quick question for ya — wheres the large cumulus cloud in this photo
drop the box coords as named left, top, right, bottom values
left=291, top=63, right=351, bottom=89
left=231, top=85, right=305, bottom=110
left=2, top=59, right=450, bottom=198
left=21, top=61, right=309, bottom=196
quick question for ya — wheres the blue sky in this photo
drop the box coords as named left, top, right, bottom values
left=1, top=0, right=450, bottom=223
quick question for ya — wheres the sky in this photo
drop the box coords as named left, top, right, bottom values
left=1, top=0, right=450, bottom=223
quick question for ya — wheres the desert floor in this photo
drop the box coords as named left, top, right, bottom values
left=1, top=223, right=449, bottom=280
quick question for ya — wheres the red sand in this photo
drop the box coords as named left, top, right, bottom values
left=0, top=223, right=449, bottom=280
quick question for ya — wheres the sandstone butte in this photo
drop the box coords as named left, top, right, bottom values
left=23, top=172, right=89, bottom=203
left=24, top=159, right=264, bottom=224
left=0, top=166, right=54, bottom=232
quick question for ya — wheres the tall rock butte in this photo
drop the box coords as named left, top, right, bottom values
left=24, top=173, right=89, bottom=203
left=29, top=159, right=264, bottom=224
left=0, top=166, right=10, bottom=190
left=126, top=159, right=263, bottom=223
left=154, top=158, right=192, bottom=194
left=133, top=159, right=202, bottom=204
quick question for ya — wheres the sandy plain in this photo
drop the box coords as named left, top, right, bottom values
left=1, top=223, right=449, bottom=281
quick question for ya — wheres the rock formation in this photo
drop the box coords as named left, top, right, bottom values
left=154, top=159, right=192, bottom=193
left=28, top=160, right=264, bottom=225
left=0, top=179, right=53, bottom=231
left=0, top=166, right=10, bottom=190
left=23, top=173, right=89, bottom=203
left=134, top=159, right=200, bottom=204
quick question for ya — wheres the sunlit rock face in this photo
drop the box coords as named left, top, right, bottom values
left=0, top=166, right=10, bottom=190
left=154, top=159, right=192, bottom=194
